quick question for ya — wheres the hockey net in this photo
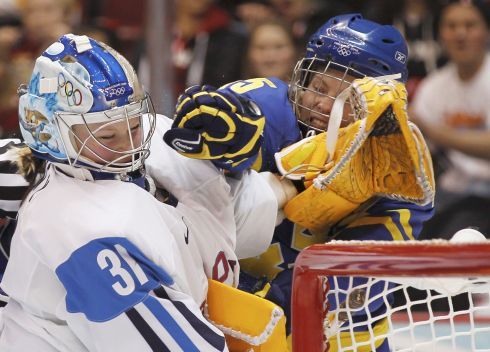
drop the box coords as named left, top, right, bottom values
left=291, top=240, right=490, bottom=351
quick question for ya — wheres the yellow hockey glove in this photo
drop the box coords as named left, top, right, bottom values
left=277, top=76, right=435, bottom=232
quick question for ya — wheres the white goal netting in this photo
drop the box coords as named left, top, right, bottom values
left=291, top=239, right=490, bottom=352
left=324, top=275, right=490, bottom=351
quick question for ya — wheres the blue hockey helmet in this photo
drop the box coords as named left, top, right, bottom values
left=289, top=14, right=408, bottom=133
left=18, top=34, right=156, bottom=174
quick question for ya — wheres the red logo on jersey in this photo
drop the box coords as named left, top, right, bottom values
left=444, top=112, right=485, bottom=129
left=212, top=251, right=237, bottom=283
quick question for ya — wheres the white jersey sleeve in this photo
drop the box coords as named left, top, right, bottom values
left=145, top=115, right=230, bottom=207
left=146, top=115, right=278, bottom=259
left=226, top=171, right=277, bottom=259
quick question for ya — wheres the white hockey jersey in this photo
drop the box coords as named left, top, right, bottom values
left=0, top=115, right=277, bottom=351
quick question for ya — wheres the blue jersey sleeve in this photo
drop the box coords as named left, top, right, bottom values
left=219, top=78, right=301, bottom=172
left=330, top=198, right=435, bottom=242
left=56, top=237, right=226, bottom=351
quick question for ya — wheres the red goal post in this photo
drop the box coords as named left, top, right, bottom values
left=291, top=240, right=490, bottom=352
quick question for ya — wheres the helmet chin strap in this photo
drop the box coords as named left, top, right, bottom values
left=325, top=73, right=402, bottom=162
left=54, top=161, right=145, bottom=184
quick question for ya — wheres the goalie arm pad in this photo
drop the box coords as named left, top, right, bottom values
left=206, top=279, right=288, bottom=351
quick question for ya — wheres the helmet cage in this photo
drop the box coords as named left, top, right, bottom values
left=54, top=94, right=156, bottom=173
left=289, top=55, right=365, bottom=134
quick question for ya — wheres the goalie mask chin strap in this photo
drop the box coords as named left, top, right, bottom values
left=325, top=73, right=402, bottom=162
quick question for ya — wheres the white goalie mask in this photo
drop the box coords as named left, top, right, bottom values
left=18, top=34, right=156, bottom=174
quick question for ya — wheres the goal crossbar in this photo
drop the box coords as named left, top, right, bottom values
left=291, top=240, right=490, bottom=351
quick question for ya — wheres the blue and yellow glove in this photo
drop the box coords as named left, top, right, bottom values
left=163, top=85, right=265, bottom=171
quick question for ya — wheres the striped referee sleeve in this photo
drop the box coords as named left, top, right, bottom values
left=0, top=139, right=29, bottom=219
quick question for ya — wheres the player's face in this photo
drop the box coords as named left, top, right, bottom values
left=247, top=23, right=296, bottom=81
left=72, top=117, right=143, bottom=165
left=269, top=0, right=312, bottom=22
left=177, top=0, right=215, bottom=16
left=297, top=69, right=356, bottom=130
left=439, top=4, right=489, bottom=67
left=21, top=0, right=65, bottom=41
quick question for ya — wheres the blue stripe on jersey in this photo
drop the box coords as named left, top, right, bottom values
left=56, top=237, right=174, bottom=322
left=126, top=307, right=171, bottom=352
left=144, top=296, right=200, bottom=352
left=154, top=286, right=225, bottom=351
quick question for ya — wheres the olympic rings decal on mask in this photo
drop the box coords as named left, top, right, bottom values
left=58, top=73, right=83, bottom=106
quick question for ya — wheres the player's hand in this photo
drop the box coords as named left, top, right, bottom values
left=163, top=85, right=265, bottom=170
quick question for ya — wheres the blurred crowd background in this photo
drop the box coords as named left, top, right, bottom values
left=0, top=0, right=489, bottom=239
left=0, top=0, right=447, bottom=137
